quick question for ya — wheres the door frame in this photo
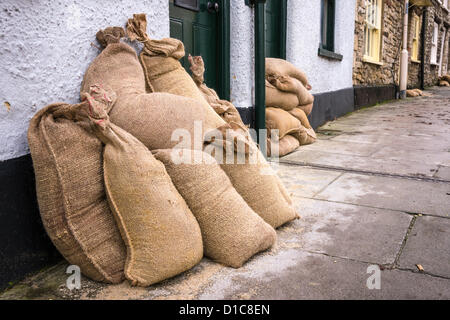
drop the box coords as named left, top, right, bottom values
left=218, top=0, right=231, bottom=100
left=279, top=0, right=287, bottom=59
left=169, top=0, right=230, bottom=101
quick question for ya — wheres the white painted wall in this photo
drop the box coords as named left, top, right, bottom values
left=229, top=0, right=255, bottom=110
left=0, top=0, right=169, bottom=161
left=286, top=0, right=356, bottom=94
left=0, top=0, right=356, bottom=161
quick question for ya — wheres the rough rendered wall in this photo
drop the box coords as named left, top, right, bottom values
left=230, top=0, right=254, bottom=110
left=286, top=0, right=356, bottom=94
left=0, top=0, right=169, bottom=161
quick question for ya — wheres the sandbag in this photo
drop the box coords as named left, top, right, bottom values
left=126, top=14, right=211, bottom=106
left=266, top=57, right=311, bottom=89
left=442, top=74, right=450, bottom=83
left=267, top=75, right=314, bottom=106
left=265, top=80, right=299, bottom=111
left=287, top=107, right=317, bottom=145
left=86, top=89, right=203, bottom=287
left=439, top=80, right=450, bottom=87
left=81, top=27, right=228, bottom=152
left=153, top=149, right=276, bottom=268
left=220, top=141, right=299, bottom=228
left=189, top=54, right=246, bottom=128
left=267, top=135, right=300, bottom=157
left=291, top=126, right=317, bottom=146
left=266, top=107, right=302, bottom=139
left=298, top=100, right=314, bottom=116
left=288, top=107, right=313, bottom=129
left=27, top=89, right=126, bottom=284
left=406, top=89, right=420, bottom=97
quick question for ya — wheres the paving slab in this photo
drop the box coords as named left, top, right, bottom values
left=398, top=216, right=450, bottom=278
left=435, top=165, right=450, bottom=180
left=275, top=165, right=342, bottom=198
left=198, top=252, right=450, bottom=300
left=292, top=139, right=381, bottom=157
left=286, top=197, right=411, bottom=264
left=314, top=173, right=450, bottom=217
left=281, top=150, right=440, bottom=178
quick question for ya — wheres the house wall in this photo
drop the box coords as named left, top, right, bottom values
left=0, top=0, right=169, bottom=162
left=353, top=0, right=404, bottom=86
left=353, top=0, right=450, bottom=92
left=0, top=0, right=169, bottom=291
left=423, top=0, right=450, bottom=86
left=229, top=0, right=254, bottom=110
left=286, top=0, right=357, bottom=95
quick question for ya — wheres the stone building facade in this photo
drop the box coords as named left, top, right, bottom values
left=353, top=0, right=450, bottom=104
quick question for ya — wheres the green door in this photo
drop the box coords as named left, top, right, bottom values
left=170, top=0, right=219, bottom=92
left=265, top=0, right=287, bottom=59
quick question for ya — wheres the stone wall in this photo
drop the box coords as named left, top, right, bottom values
left=353, top=0, right=403, bottom=86
left=422, top=1, right=450, bottom=86
left=353, top=0, right=450, bottom=89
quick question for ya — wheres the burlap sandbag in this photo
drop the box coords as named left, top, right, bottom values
left=188, top=54, right=246, bottom=128
left=267, top=75, right=314, bottom=106
left=153, top=149, right=276, bottom=268
left=81, top=27, right=230, bottom=152
left=298, top=100, right=314, bottom=116
left=266, top=107, right=302, bottom=139
left=266, top=57, right=311, bottom=89
left=442, top=74, right=450, bottom=83
left=439, top=80, right=450, bottom=87
left=86, top=89, right=203, bottom=287
left=27, top=89, right=126, bottom=284
left=267, top=135, right=300, bottom=157
left=126, top=14, right=210, bottom=105
left=406, top=89, right=420, bottom=97
left=288, top=107, right=312, bottom=129
left=265, top=80, right=299, bottom=111
left=220, top=141, right=299, bottom=228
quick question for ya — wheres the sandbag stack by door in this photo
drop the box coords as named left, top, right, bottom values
left=265, top=58, right=317, bottom=157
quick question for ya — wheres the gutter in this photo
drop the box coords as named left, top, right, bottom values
left=420, top=8, right=427, bottom=90
left=247, top=0, right=267, bottom=155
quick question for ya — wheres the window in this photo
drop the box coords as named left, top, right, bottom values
left=318, top=0, right=343, bottom=60
left=364, top=0, right=383, bottom=63
left=320, top=0, right=335, bottom=52
left=411, top=15, right=420, bottom=62
left=430, top=22, right=438, bottom=64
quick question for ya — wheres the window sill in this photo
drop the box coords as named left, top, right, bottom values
left=363, top=56, right=384, bottom=66
left=430, top=62, right=439, bottom=66
left=411, top=59, right=421, bottom=64
left=318, top=47, right=343, bottom=61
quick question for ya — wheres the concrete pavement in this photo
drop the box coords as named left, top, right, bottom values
left=1, top=87, right=449, bottom=300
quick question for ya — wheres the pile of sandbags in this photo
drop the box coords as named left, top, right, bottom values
left=438, top=74, right=450, bottom=87
left=28, top=15, right=299, bottom=287
left=406, top=88, right=432, bottom=97
left=265, top=58, right=317, bottom=157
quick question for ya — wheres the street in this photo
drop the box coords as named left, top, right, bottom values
left=1, top=87, right=449, bottom=300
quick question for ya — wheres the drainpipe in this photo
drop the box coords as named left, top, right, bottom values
left=420, top=8, right=427, bottom=90
left=399, top=0, right=409, bottom=99
left=253, top=0, right=266, bottom=155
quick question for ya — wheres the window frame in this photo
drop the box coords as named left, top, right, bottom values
left=318, top=0, right=343, bottom=61
left=363, top=0, right=383, bottom=64
left=320, top=0, right=336, bottom=52
left=430, top=22, right=439, bottom=65
left=411, top=15, right=420, bottom=62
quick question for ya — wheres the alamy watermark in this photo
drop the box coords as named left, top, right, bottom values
left=66, top=265, right=81, bottom=290
left=366, top=265, right=381, bottom=290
